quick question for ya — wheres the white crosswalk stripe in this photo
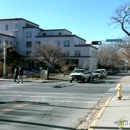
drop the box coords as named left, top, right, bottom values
left=0, top=83, right=36, bottom=89
left=0, top=90, right=103, bottom=104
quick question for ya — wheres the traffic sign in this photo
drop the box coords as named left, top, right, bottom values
left=92, top=41, right=102, bottom=45
left=106, top=39, right=122, bottom=42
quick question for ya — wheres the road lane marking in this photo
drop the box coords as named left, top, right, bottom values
left=41, top=99, right=96, bottom=103
left=0, top=95, right=22, bottom=96
left=28, top=95, right=100, bottom=99
left=0, top=95, right=100, bottom=100
left=0, top=83, right=38, bottom=89
left=0, top=91, right=103, bottom=96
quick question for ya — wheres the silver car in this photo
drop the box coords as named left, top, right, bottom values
left=69, top=69, right=92, bottom=83
left=96, top=69, right=107, bottom=78
left=92, top=70, right=104, bottom=79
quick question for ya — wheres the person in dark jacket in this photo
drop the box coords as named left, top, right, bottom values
left=14, top=68, right=18, bottom=83
left=17, top=67, right=24, bottom=83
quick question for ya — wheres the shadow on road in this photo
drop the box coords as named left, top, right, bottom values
left=0, top=100, right=95, bottom=110
left=0, top=119, right=78, bottom=130
left=52, top=83, right=76, bottom=88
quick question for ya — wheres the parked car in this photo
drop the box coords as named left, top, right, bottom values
left=97, top=69, right=107, bottom=78
left=69, top=69, right=92, bottom=83
left=88, top=71, right=95, bottom=80
left=92, top=70, right=104, bottom=79
left=23, top=70, right=39, bottom=75
left=107, top=69, right=114, bottom=74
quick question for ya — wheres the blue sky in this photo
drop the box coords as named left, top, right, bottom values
left=0, top=0, right=129, bottom=42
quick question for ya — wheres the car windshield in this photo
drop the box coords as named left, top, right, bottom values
left=73, top=70, right=85, bottom=73
left=93, top=70, right=101, bottom=73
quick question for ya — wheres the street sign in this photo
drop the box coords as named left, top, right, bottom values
left=106, top=39, right=122, bottom=42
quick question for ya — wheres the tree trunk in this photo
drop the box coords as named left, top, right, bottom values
left=47, top=66, right=50, bottom=80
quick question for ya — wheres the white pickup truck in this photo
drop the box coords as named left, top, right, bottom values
left=69, top=69, right=92, bottom=83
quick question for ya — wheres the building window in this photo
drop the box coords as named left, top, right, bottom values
left=64, top=40, right=70, bottom=47
left=35, top=41, right=41, bottom=47
left=43, top=33, right=46, bottom=36
left=74, top=50, right=80, bottom=56
left=5, top=25, right=8, bottom=31
left=26, top=32, right=32, bottom=38
left=75, top=41, right=85, bottom=45
left=66, top=59, right=78, bottom=65
left=59, top=32, right=62, bottom=35
left=26, top=51, right=32, bottom=56
left=14, top=32, right=18, bottom=37
left=76, top=41, right=79, bottom=45
left=55, top=41, right=60, bottom=46
left=10, top=41, right=12, bottom=45
left=71, top=59, right=78, bottom=65
left=14, top=22, right=19, bottom=29
left=13, top=41, right=18, bottom=47
left=5, top=40, right=8, bottom=45
left=26, top=41, right=32, bottom=48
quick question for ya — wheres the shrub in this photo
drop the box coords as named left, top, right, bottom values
left=0, top=62, right=12, bottom=77
left=60, top=64, right=78, bottom=72
left=60, top=65, right=70, bottom=72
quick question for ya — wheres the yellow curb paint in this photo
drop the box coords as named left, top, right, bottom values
left=88, top=96, right=113, bottom=130
left=0, top=99, right=40, bottom=116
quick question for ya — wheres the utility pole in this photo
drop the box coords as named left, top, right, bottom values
left=3, top=40, right=6, bottom=78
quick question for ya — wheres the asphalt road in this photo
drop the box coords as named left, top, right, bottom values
left=0, top=73, right=127, bottom=130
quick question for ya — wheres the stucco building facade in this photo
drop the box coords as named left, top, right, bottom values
left=0, top=18, right=98, bottom=71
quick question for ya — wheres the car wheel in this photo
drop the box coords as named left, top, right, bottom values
left=70, top=80, right=72, bottom=83
left=82, top=78, right=85, bottom=83
left=86, top=78, right=90, bottom=83
left=92, top=78, right=94, bottom=81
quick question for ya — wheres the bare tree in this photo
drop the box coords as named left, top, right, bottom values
left=33, top=41, right=68, bottom=79
left=110, top=2, right=130, bottom=36
left=98, top=44, right=124, bottom=69
left=115, top=37, right=130, bottom=67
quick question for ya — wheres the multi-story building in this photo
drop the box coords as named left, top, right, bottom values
left=0, top=18, right=98, bottom=71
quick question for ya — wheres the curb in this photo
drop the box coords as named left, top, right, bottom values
left=88, top=96, right=113, bottom=130
left=0, top=78, right=69, bottom=83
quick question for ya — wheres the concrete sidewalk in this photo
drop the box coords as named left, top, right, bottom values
left=0, top=75, right=70, bottom=83
left=89, top=76, right=130, bottom=130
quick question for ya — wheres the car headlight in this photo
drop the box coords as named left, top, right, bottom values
left=80, top=73, right=84, bottom=76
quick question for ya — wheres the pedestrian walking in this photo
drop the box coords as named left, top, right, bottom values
left=14, top=68, right=18, bottom=83
left=17, top=67, right=24, bottom=83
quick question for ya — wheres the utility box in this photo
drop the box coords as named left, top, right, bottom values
left=40, top=70, right=47, bottom=80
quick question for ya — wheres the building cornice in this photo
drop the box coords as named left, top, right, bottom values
left=36, top=35, right=86, bottom=41
left=0, top=18, right=39, bottom=26
left=43, top=29, right=72, bottom=33
left=23, top=27, right=44, bottom=31
left=0, top=33, right=14, bottom=38
left=75, top=44, right=98, bottom=50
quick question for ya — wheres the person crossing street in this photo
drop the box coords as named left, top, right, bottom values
left=17, top=67, right=24, bottom=83
left=14, top=68, right=18, bottom=83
